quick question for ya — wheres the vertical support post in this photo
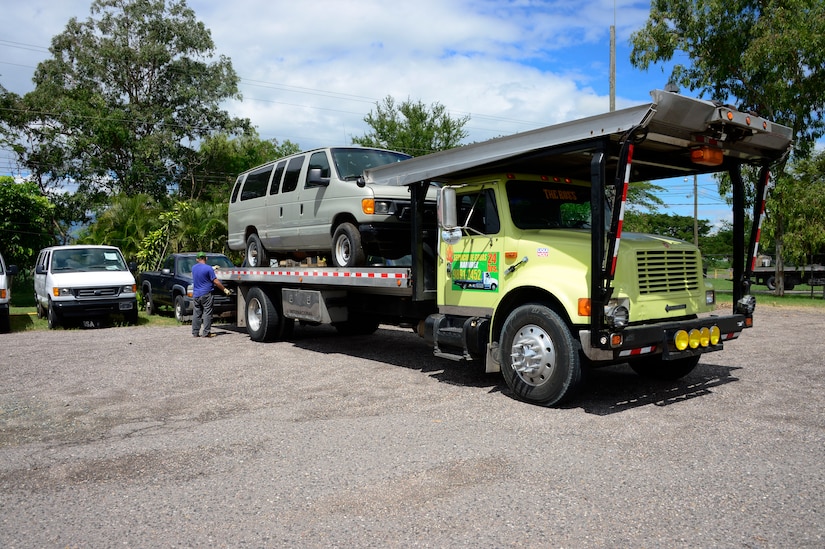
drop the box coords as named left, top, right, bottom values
left=589, top=143, right=607, bottom=338
left=747, top=167, right=771, bottom=277
left=730, top=166, right=745, bottom=310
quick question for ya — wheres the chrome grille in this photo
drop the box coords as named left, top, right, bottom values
left=636, top=249, right=701, bottom=294
left=75, top=287, right=120, bottom=298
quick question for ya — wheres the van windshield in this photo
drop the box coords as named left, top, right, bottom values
left=331, top=148, right=411, bottom=180
left=52, top=248, right=128, bottom=272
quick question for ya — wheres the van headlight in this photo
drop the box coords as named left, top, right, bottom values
left=53, top=287, right=73, bottom=297
left=123, top=284, right=136, bottom=294
left=373, top=200, right=396, bottom=215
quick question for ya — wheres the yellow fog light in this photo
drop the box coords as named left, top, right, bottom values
left=710, top=325, right=721, bottom=345
left=700, top=327, right=710, bottom=347
left=689, top=329, right=701, bottom=349
left=674, top=330, right=689, bottom=351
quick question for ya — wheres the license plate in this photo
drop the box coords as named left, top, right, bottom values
left=119, top=302, right=134, bottom=310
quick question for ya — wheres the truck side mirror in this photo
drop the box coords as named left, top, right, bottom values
left=438, top=186, right=458, bottom=229
left=306, top=168, right=330, bottom=187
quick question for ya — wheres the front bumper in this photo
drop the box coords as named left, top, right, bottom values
left=580, top=313, right=748, bottom=362
left=52, top=297, right=137, bottom=318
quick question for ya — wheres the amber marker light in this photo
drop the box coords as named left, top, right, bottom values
left=674, top=330, right=689, bottom=351
left=710, top=326, right=721, bottom=345
left=362, top=198, right=375, bottom=214
left=578, top=298, right=591, bottom=317
left=691, top=147, right=724, bottom=166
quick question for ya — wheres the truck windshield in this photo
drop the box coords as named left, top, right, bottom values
left=507, top=180, right=594, bottom=229
left=331, top=148, right=412, bottom=180
left=52, top=248, right=128, bottom=272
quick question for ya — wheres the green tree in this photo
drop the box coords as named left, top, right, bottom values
left=183, top=131, right=300, bottom=202
left=624, top=211, right=711, bottom=243
left=0, top=176, right=56, bottom=267
left=19, top=0, right=249, bottom=200
left=77, top=194, right=160, bottom=261
left=630, top=0, right=825, bottom=294
left=352, top=96, right=470, bottom=156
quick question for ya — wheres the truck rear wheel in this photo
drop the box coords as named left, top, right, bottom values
left=246, top=286, right=290, bottom=342
left=499, top=304, right=581, bottom=406
left=144, top=288, right=155, bottom=315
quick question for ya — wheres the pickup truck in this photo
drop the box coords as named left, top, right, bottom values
left=140, top=253, right=236, bottom=322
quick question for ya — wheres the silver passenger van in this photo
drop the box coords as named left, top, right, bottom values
left=227, top=147, right=434, bottom=267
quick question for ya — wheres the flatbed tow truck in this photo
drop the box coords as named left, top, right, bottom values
left=221, top=89, right=792, bottom=406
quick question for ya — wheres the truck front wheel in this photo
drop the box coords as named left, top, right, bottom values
left=629, top=354, right=700, bottom=380
left=246, top=286, right=291, bottom=342
left=499, top=304, right=581, bottom=407
left=174, top=295, right=188, bottom=323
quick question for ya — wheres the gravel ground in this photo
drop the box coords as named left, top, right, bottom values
left=0, top=305, right=823, bottom=548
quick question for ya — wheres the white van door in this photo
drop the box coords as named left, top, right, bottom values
left=277, top=155, right=306, bottom=250
left=295, top=149, right=337, bottom=250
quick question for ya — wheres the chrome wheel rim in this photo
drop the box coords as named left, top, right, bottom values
left=509, top=323, right=556, bottom=386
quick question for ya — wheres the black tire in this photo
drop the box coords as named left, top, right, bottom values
left=144, top=288, right=155, bottom=315
left=629, top=354, right=701, bottom=380
left=245, top=286, right=289, bottom=342
left=36, top=300, right=45, bottom=319
left=766, top=276, right=776, bottom=290
left=246, top=233, right=269, bottom=268
left=174, top=295, right=188, bottom=323
left=332, top=222, right=366, bottom=267
left=0, top=311, right=10, bottom=333
left=499, top=304, right=581, bottom=406
left=47, top=301, right=61, bottom=330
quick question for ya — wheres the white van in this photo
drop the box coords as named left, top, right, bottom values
left=227, top=146, right=434, bottom=267
left=0, top=252, right=19, bottom=333
left=34, top=245, right=138, bottom=329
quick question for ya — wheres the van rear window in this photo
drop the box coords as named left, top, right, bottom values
left=241, top=165, right=273, bottom=200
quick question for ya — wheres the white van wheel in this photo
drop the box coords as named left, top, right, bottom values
left=246, top=234, right=269, bottom=268
left=332, top=223, right=366, bottom=267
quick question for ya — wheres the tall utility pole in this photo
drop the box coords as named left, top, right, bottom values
left=609, top=3, right=616, bottom=112
left=693, top=174, right=699, bottom=245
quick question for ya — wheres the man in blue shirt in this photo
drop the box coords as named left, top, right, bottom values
left=192, top=252, right=231, bottom=338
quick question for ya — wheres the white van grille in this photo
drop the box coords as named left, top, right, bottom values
left=75, top=287, right=121, bottom=298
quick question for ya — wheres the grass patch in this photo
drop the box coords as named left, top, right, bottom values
left=707, top=278, right=825, bottom=309
left=9, top=307, right=186, bottom=332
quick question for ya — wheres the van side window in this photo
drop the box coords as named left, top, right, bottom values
left=306, top=151, right=331, bottom=187
left=269, top=160, right=287, bottom=195
left=230, top=175, right=244, bottom=203
left=282, top=156, right=305, bottom=193
left=241, top=165, right=273, bottom=201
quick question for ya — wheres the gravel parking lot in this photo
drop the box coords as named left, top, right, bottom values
left=1, top=305, right=823, bottom=548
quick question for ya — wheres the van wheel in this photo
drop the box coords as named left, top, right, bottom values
left=246, top=234, right=269, bottom=268
left=36, top=301, right=45, bottom=319
left=499, top=304, right=581, bottom=407
left=0, top=312, right=10, bottom=333
left=332, top=222, right=366, bottom=267
left=47, top=302, right=61, bottom=330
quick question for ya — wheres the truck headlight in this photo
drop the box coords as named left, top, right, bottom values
left=705, top=290, right=715, bottom=305
left=605, top=299, right=630, bottom=329
left=53, top=287, right=73, bottom=297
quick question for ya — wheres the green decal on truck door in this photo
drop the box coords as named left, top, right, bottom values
left=451, top=252, right=499, bottom=291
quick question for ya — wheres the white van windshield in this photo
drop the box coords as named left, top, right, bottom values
left=52, top=248, right=128, bottom=272
left=331, top=148, right=411, bottom=180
